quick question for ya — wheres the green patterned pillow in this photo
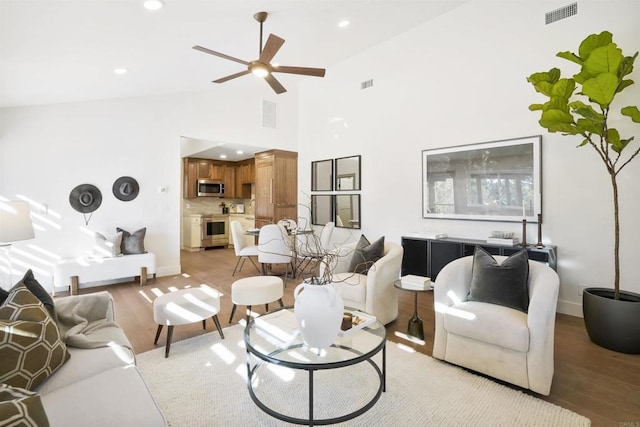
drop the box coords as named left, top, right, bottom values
left=0, top=283, right=69, bottom=391
left=0, top=384, right=50, bottom=427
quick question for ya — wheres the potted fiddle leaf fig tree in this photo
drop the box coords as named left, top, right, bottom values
left=527, top=31, right=640, bottom=354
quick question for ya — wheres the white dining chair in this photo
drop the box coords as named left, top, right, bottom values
left=296, top=222, right=335, bottom=278
left=276, top=218, right=297, bottom=233
left=258, top=224, right=294, bottom=287
left=230, top=221, right=260, bottom=276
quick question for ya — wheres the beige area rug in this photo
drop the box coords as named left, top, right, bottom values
left=136, top=325, right=590, bottom=426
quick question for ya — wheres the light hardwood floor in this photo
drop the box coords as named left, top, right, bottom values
left=66, top=248, right=640, bottom=427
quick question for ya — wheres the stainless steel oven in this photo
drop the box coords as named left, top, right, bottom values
left=201, top=215, right=229, bottom=248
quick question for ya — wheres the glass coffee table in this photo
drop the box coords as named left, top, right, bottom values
left=244, top=307, right=386, bottom=426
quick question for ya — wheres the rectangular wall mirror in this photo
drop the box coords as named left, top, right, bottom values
left=335, top=155, right=361, bottom=191
left=311, top=195, right=334, bottom=226
left=422, top=135, right=541, bottom=222
left=311, top=159, right=333, bottom=191
left=335, top=194, right=361, bottom=229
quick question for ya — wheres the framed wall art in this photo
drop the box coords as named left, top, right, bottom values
left=422, top=135, right=542, bottom=222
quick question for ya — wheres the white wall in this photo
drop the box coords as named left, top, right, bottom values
left=0, top=85, right=298, bottom=292
left=297, top=0, right=640, bottom=316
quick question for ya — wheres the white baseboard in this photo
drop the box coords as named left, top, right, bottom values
left=157, top=265, right=181, bottom=277
left=557, top=299, right=583, bottom=318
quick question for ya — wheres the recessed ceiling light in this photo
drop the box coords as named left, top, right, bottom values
left=143, top=0, right=164, bottom=11
left=113, top=68, right=128, bottom=75
left=338, top=20, right=350, bottom=28
left=236, top=150, right=244, bottom=155
left=219, top=154, right=227, bottom=159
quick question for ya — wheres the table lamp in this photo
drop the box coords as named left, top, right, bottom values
left=0, top=200, right=35, bottom=287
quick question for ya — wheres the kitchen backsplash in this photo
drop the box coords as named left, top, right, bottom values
left=183, top=196, right=255, bottom=216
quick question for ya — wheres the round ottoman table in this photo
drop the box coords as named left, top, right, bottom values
left=153, top=287, right=224, bottom=358
left=229, top=276, right=284, bottom=323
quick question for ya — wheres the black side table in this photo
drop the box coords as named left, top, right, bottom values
left=394, top=280, right=433, bottom=340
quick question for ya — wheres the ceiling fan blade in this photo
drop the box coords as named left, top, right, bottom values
left=213, top=70, right=251, bottom=83
left=259, top=34, right=285, bottom=64
left=264, top=74, right=287, bottom=94
left=273, top=65, right=326, bottom=77
left=193, top=45, right=249, bottom=66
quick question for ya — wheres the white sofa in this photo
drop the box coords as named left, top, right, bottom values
left=37, top=291, right=166, bottom=426
left=53, top=253, right=156, bottom=295
left=432, top=256, right=560, bottom=395
left=323, top=242, right=403, bottom=325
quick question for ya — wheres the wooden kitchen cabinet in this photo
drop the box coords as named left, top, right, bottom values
left=255, top=150, right=297, bottom=226
left=196, top=159, right=224, bottom=180
left=183, top=157, right=256, bottom=200
left=235, top=159, right=255, bottom=199
left=210, top=164, right=224, bottom=180
left=183, top=158, right=198, bottom=199
left=223, top=164, right=235, bottom=198
left=197, top=160, right=213, bottom=179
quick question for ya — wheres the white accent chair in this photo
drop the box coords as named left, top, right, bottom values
left=258, top=224, right=294, bottom=287
left=230, top=220, right=260, bottom=276
left=322, top=241, right=403, bottom=325
left=432, top=256, right=560, bottom=395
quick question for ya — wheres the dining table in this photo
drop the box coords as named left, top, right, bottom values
left=246, top=226, right=315, bottom=277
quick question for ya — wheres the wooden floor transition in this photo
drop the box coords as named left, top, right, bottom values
left=64, top=247, right=640, bottom=426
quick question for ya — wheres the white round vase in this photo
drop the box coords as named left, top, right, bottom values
left=293, top=280, right=344, bottom=348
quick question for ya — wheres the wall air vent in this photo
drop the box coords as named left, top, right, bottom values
left=361, top=79, right=374, bottom=90
left=262, top=100, right=276, bottom=128
left=545, top=2, right=577, bottom=25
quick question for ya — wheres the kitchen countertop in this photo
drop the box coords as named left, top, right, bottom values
left=184, top=213, right=229, bottom=217
left=229, top=213, right=255, bottom=219
left=184, top=213, right=255, bottom=219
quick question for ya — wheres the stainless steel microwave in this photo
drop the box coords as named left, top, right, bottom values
left=197, top=180, right=225, bottom=197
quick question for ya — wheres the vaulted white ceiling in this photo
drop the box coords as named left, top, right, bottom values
left=0, top=0, right=466, bottom=108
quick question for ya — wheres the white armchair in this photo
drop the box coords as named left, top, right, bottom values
left=323, top=242, right=403, bottom=325
left=432, top=255, right=560, bottom=395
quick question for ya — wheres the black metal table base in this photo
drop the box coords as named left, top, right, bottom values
left=408, top=315, right=424, bottom=340
left=407, top=290, right=425, bottom=340
left=246, top=344, right=386, bottom=426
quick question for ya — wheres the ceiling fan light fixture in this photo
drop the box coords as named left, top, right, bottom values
left=250, top=63, right=270, bottom=77
left=143, top=0, right=164, bottom=11
left=193, top=11, right=325, bottom=94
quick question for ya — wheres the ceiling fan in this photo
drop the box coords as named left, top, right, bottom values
left=193, top=11, right=326, bottom=95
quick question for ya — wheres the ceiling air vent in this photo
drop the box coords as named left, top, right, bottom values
left=545, top=2, right=577, bottom=25
left=361, top=79, right=374, bottom=90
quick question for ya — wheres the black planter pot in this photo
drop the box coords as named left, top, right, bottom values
left=583, top=288, right=640, bottom=354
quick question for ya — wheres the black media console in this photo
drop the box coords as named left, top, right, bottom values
left=401, top=235, right=557, bottom=281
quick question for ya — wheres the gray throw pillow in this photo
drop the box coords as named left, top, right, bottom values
left=117, top=227, right=147, bottom=255
left=468, top=246, right=530, bottom=313
left=12, top=270, right=57, bottom=323
left=93, top=231, right=123, bottom=258
left=348, top=235, right=385, bottom=274
left=0, top=288, right=8, bottom=306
